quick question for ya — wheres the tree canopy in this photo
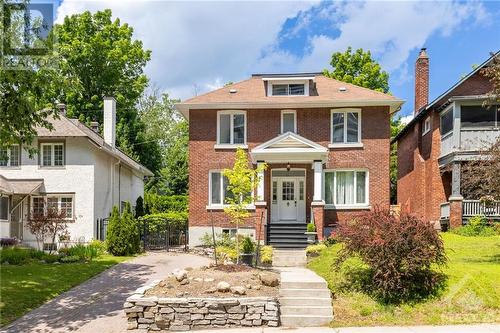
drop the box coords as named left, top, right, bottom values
left=324, top=47, right=389, bottom=93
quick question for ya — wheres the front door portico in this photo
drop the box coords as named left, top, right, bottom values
left=271, top=172, right=306, bottom=222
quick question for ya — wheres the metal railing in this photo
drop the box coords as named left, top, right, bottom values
left=463, top=200, right=500, bottom=217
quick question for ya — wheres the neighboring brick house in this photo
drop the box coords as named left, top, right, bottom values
left=175, top=73, right=403, bottom=247
left=0, top=98, right=153, bottom=249
left=394, top=49, right=500, bottom=228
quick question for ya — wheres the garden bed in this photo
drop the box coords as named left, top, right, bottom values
left=146, top=265, right=279, bottom=298
left=126, top=265, right=281, bottom=331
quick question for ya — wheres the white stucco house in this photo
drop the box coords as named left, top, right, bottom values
left=0, top=97, right=153, bottom=248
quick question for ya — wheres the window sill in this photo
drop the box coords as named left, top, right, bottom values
left=206, top=204, right=255, bottom=211
left=328, top=143, right=363, bottom=149
left=460, top=127, right=500, bottom=131
left=441, top=131, right=453, bottom=140
left=422, top=129, right=430, bottom=136
left=214, top=144, right=248, bottom=150
left=0, top=166, right=21, bottom=169
left=325, top=204, right=371, bottom=210
left=38, top=166, right=66, bottom=170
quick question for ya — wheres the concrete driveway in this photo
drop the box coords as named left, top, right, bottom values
left=1, top=252, right=210, bottom=333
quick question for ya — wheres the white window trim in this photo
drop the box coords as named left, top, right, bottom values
left=40, top=142, right=65, bottom=167
left=216, top=110, right=247, bottom=147
left=323, top=169, right=370, bottom=210
left=267, top=80, right=310, bottom=97
left=0, top=144, right=20, bottom=167
left=329, top=108, right=362, bottom=147
left=0, top=196, right=10, bottom=222
left=422, top=116, right=431, bottom=136
left=31, top=194, right=75, bottom=220
left=281, top=109, right=297, bottom=134
left=206, top=170, right=255, bottom=210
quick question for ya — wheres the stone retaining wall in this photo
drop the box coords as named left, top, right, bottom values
left=124, top=280, right=280, bottom=331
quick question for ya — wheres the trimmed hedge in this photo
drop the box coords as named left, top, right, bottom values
left=107, top=204, right=141, bottom=256
left=144, top=193, right=187, bottom=214
left=139, top=212, right=188, bottom=229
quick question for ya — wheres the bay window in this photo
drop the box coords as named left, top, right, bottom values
left=461, top=105, right=499, bottom=128
left=217, top=111, right=246, bottom=146
left=324, top=170, right=368, bottom=207
left=31, top=195, right=74, bottom=219
left=331, top=109, right=361, bottom=145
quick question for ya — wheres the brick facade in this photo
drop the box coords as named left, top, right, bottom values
left=396, top=70, right=493, bottom=224
left=189, top=106, right=391, bottom=242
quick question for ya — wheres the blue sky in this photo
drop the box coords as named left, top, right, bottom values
left=56, top=0, right=500, bottom=121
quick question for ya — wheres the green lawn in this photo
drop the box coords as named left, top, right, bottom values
left=0, top=254, right=132, bottom=326
left=308, top=233, right=500, bottom=326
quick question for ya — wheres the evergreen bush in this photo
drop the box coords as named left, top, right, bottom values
left=106, top=204, right=141, bottom=256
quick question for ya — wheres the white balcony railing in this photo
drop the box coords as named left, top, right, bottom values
left=463, top=200, right=500, bottom=217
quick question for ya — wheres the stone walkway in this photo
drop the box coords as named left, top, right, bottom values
left=1, top=252, right=210, bottom=333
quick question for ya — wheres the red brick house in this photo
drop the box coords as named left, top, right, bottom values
left=394, top=49, right=500, bottom=228
left=176, top=73, right=403, bottom=247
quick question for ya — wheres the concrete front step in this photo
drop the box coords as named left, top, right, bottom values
left=279, top=297, right=332, bottom=306
left=281, top=305, right=333, bottom=316
left=279, top=288, right=331, bottom=298
left=281, top=280, right=327, bottom=289
left=280, top=314, right=333, bottom=327
left=273, top=249, right=307, bottom=267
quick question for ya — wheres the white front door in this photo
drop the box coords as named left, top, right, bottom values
left=279, top=179, right=297, bottom=220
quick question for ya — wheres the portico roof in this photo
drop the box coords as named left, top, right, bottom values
left=0, top=175, right=44, bottom=195
left=250, top=132, right=328, bottom=163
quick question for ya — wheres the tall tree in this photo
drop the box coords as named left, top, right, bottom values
left=482, top=52, right=500, bottom=104
left=324, top=47, right=389, bottom=93
left=138, top=89, right=188, bottom=194
left=47, top=10, right=160, bottom=172
left=0, top=2, right=60, bottom=150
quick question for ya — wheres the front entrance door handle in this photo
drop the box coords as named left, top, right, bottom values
left=294, top=200, right=297, bottom=207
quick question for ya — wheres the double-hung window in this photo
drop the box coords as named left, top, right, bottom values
left=217, top=111, right=246, bottom=146
left=0, top=145, right=20, bottom=167
left=209, top=171, right=232, bottom=206
left=40, top=143, right=64, bottom=167
left=440, top=107, right=453, bottom=136
left=281, top=110, right=297, bottom=133
left=271, top=83, right=305, bottom=96
left=422, top=116, right=431, bottom=136
left=31, top=195, right=74, bottom=219
left=324, top=170, right=368, bottom=208
left=331, top=109, right=361, bottom=145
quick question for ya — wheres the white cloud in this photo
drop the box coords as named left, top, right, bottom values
left=56, top=0, right=488, bottom=101
left=400, top=114, right=414, bottom=125
left=56, top=0, right=316, bottom=99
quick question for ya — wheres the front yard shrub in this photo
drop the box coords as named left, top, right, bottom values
left=42, top=253, right=61, bottom=263
left=59, top=255, right=80, bottom=263
left=200, top=232, right=235, bottom=248
left=65, top=243, right=102, bottom=261
left=451, top=215, right=499, bottom=237
left=336, top=208, right=447, bottom=303
left=307, top=222, right=316, bottom=232
left=306, top=243, right=327, bottom=257
left=216, top=245, right=238, bottom=262
left=107, top=204, right=141, bottom=256
left=241, top=236, right=255, bottom=254
left=259, top=245, right=273, bottom=264
left=0, top=238, right=19, bottom=248
left=0, top=247, right=45, bottom=265
left=88, top=240, right=107, bottom=256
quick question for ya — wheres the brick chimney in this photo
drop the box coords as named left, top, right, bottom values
left=103, top=97, right=116, bottom=147
left=414, top=48, right=429, bottom=114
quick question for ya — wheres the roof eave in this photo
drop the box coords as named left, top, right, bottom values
left=176, top=99, right=404, bottom=120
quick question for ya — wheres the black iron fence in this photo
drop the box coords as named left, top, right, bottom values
left=96, top=218, right=109, bottom=241
left=140, top=219, right=188, bottom=251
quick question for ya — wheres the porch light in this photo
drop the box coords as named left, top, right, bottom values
left=287, top=163, right=291, bottom=172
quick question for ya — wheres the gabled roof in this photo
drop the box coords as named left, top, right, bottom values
left=251, top=132, right=328, bottom=163
left=176, top=73, right=404, bottom=117
left=393, top=51, right=499, bottom=143
left=35, top=115, right=154, bottom=176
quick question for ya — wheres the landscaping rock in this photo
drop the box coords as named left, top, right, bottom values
left=230, top=286, right=246, bottom=295
left=173, top=269, right=187, bottom=282
left=259, top=273, right=279, bottom=287
left=203, top=277, right=214, bottom=282
left=180, top=279, right=189, bottom=285
left=206, top=287, right=217, bottom=293
left=217, top=281, right=231, bottom=292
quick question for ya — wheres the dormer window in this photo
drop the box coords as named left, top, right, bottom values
left=272, top=83, right=305, bottom=96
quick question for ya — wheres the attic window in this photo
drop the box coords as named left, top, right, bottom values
left=271, top=83, right=305, bottom=96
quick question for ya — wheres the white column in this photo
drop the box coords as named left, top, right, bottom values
left=452, top=101, right=461, bottom=150
left=313, top=160, right=323, bottom=202
left=257, top=161, right=265, bottom=202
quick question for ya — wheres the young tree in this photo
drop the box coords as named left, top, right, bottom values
left=26, top=208, right=68, bottom=253
left=324, top=47, right=389, bottom=93
left=390, top=117, right=405, bottom=203
left=223, top=148, right=267, bottom=263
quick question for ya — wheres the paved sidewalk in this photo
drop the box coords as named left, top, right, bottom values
left=2, top=252, right=210, bottom=333
left=194, top=324, right=500, bottom=333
